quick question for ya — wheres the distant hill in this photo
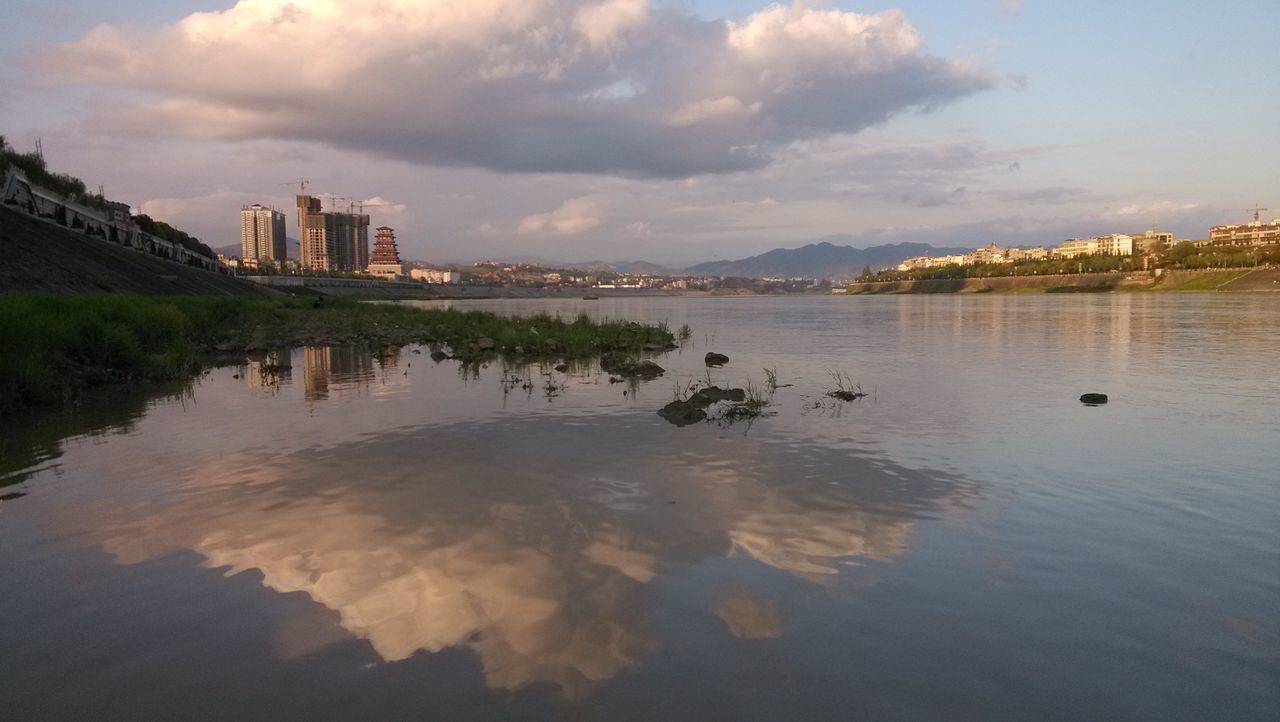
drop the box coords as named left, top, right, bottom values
left=565, top=260, right=678, bottom=275
left=685, top=239, right=974, bottom=279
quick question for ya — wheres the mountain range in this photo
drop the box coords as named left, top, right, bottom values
left=217, top=238, right=976, bottom=280
left=683, top=239, right=973, bottom=279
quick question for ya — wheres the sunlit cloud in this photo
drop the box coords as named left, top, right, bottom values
left=47, top=0, right=992, bottom=178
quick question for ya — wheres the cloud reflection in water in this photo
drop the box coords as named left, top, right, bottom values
left=87, top=414, right=977, bottom=698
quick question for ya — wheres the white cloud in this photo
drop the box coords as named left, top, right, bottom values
left=999, top=0, right=1024, bottom=15
left=1114, top=201, right=1199, bottom=217
left=518, top=196, right=607, bottom=235
left=47, top=0, right=991, bottom=178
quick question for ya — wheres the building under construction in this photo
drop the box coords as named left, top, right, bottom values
left=296, top=194, right=370, bottom=272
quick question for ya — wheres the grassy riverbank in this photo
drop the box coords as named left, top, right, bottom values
left=0, top=294, right=676, bottom=415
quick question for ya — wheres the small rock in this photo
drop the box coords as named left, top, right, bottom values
left=1080, top=393, right=1109, bottom=405
left=705, top=352, right=730, bottom=367
left=475, top=337, right=496, bottom=351
left=691, top=386, right=746, bottom=406
left=827, top=390, right=866, bottom=402
left=554, top=363, right=569, bottom=373
left=430, top=350, right=448, bottom=362
left=658, top=399, right=708, bottom=427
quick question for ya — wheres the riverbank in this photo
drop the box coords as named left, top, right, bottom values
left=0, top=206, right=274, bottom=296
left=0, top=294, right=676, bottom=415
left=843, top=268, right=1279, bottom=294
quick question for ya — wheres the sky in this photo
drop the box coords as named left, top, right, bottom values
left=1, top=0, right=1276, bottom=265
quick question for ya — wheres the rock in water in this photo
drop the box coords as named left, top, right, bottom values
left=705, top=352, right=730, bottom=367
left=658, top=399, right=708, bottom=427
left=1080, top=393, right=1109, bottom=405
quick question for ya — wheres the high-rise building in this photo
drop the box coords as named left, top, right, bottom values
left=366, top=226, right=405, bottom=280
left=240, top=203, right=287, bottom=266
left=296, top=194, right=370, bottom=272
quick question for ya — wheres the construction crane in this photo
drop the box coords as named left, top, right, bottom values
left=313, top=193, right=348, bottom=212
left=349, top=198, right=390, bottom=215
left=1241, top=203, right=1269, bottom=223
left=278, top=178, right=309, bottom=195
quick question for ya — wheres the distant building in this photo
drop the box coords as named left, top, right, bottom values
left=897, top=254, right=967, bottom=271
left=410, top=268, right=462, bottom=284
left=1208, top=220, right=1280, bottom=247
left=1053, top=234, right=1132, bottom=258
left=1054, top=238, right=1099, bottom=259
left=296, top=194, right=369, bottom=272
left=1096, top=234, right=1134, bottom=256
left=1007, top=247, right=1049, bottom=262
left=366, top=226, right=405, bottom=280
left=1130, top=230, right=1174, bottom=255
left=968, top=243, right=1010, bottom=265
left=240, top=203, right=287, bottom=267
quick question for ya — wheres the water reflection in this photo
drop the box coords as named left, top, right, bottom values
left=84, top=414, right=974, bottom=699
left=300, top=346, right=409, bottom=402
left=0, top=381, right=195, bottom=489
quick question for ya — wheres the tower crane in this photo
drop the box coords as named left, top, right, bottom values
left=1241, top=203, right=1269, bottom=223
left=349, top=198, right=390, bottom=215
left=278, top=178, right=309, bottom=195
left=314, top=193, right=348, bottom=212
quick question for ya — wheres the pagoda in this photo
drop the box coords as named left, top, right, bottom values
left=366, top=226, right=405, bottom=279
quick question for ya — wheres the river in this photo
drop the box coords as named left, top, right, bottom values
left=1, top=294, right=1276, bottom=720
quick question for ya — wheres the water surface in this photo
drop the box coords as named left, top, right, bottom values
left=2, top=295, right=1276, bottom=720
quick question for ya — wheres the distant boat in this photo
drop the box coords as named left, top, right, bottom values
left=582, top=295, right=600, bottom=300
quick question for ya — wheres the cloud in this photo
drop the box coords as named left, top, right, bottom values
left=999, top=0, right=1024, bottom=15
left=46, top=0, right=991, bottom=178
left=518, top=196, right=606, bottom=235
left=1113, top=201, right=1199, bottom=217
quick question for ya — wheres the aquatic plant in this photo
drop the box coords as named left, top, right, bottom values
left=0, top=294, right=677, bottom=415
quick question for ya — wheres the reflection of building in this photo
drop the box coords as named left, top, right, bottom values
left=245, top=351, right=292, bottom=390
left=240, top=203, right=287, bottom=267
left=366, top=226, right=405, bottom=280
left=296, top=195, right=370, bottom=271
left=303, top=346, right=376, bottom=401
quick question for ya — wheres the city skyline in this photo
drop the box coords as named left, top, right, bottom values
left=1, top=0, right=1276, bottom=265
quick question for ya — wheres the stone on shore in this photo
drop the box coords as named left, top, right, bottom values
left=1080, top=393, right=1109, bottom=405
left=705, top=352, right=730, bottom=367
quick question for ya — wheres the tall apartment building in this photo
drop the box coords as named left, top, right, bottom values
left=240, top=203, right=287, bottom=266
left=296, top=194, right=370, bottom=271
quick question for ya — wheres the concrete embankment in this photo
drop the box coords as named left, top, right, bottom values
left=846, top=272, right=1129, bottom=294
left=846, top=268, right=1280, bottom=294
left=0, top=206, right=276, bottom=296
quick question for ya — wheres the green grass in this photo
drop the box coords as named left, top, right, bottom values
left=0, top=294, right=675, bottom=415
left=1155, top=271, right=1249, bottom=292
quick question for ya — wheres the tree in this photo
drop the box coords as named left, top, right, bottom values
left=857, top=264, right=873, bottom=282
left=1169, top=241, right=1198, bottom=264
